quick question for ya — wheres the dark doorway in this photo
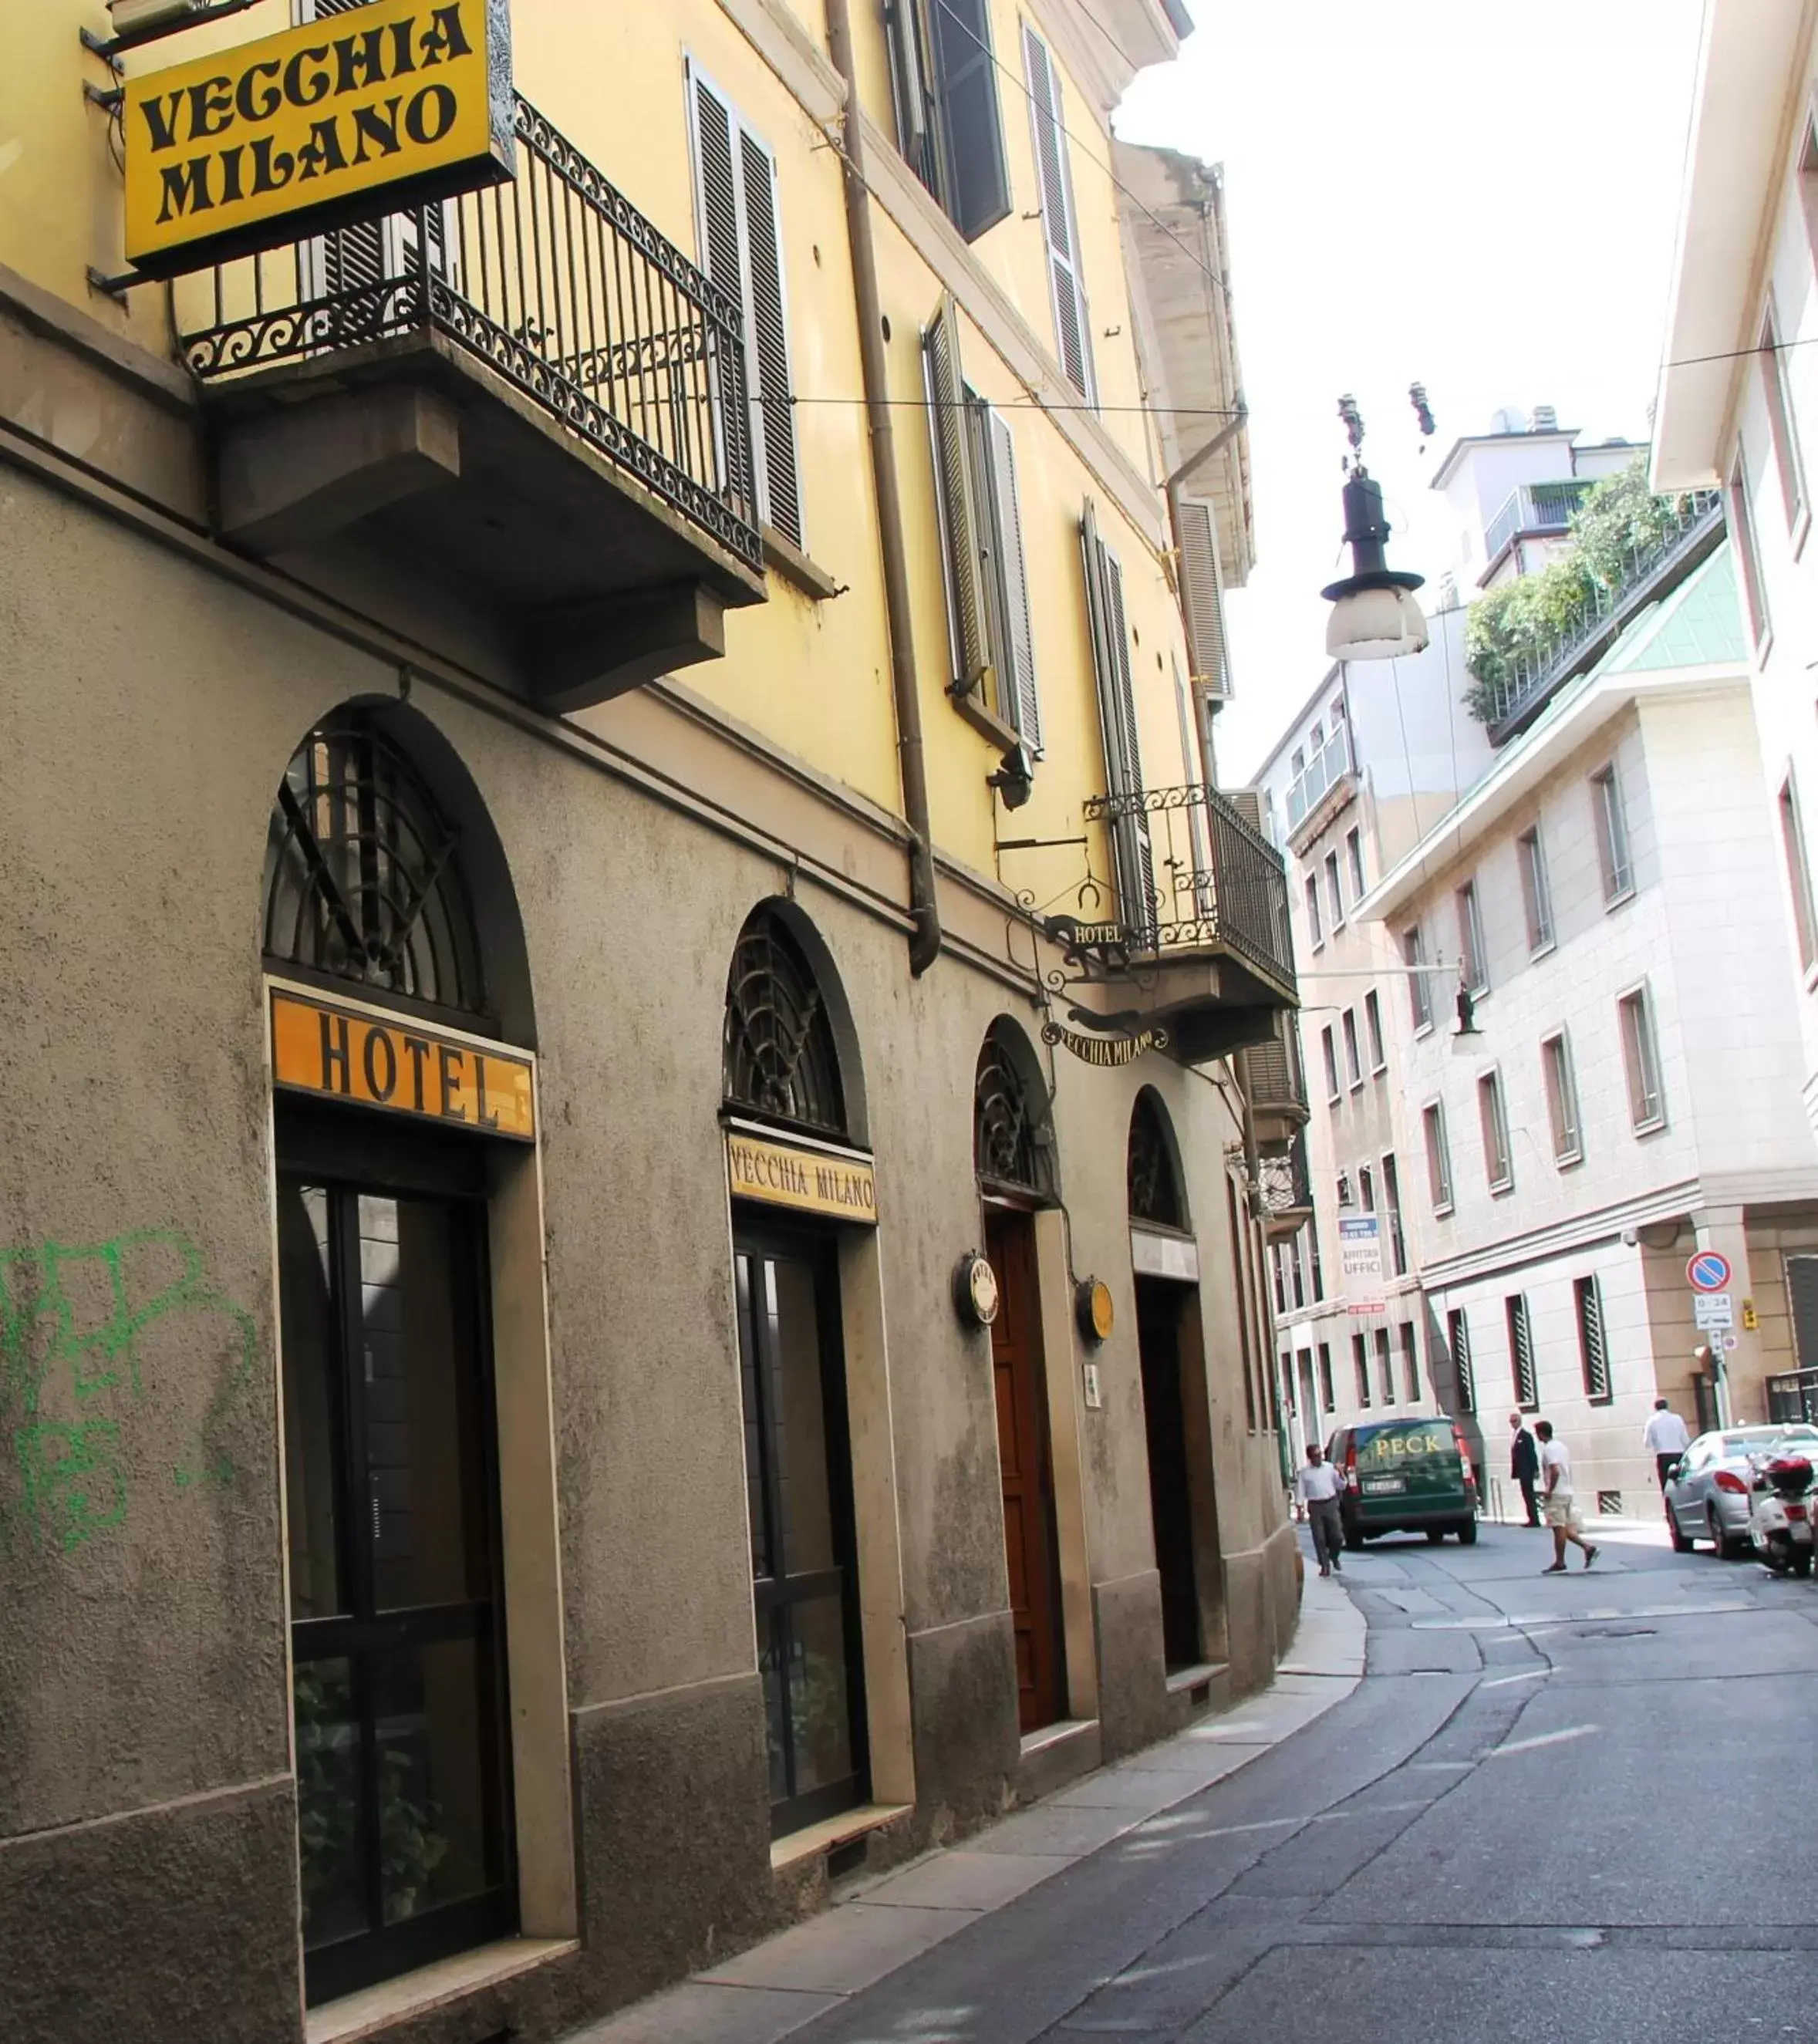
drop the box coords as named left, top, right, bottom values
left=277, top=1162, right=515, bottom=2006
left=734, top=1221, right=869, bottom=1836
left=985, top=1208, right=1066, bottom=1733
left=1136, top=1278, right=1201, bottom=1671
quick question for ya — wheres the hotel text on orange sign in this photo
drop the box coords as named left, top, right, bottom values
left=272, top=990, right=535, bottom=1141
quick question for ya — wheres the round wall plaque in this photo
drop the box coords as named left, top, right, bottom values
left=954, top=1250, right=1000, bottom=1327
left=1076, top=1277, right=1114, bottom=1344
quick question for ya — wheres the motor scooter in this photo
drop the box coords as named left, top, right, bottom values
left=1748, top=1453, right=1816, bottom=1576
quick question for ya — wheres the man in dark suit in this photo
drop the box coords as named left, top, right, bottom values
left=1509, top=1412, right=1541, bottom=1526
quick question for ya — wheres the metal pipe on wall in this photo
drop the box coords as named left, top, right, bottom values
left=825, top=0, right=942, bottom=976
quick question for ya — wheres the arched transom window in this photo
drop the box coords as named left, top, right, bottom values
left=1128, top=1091, right=1186, bottom=1229
left=723, top=909, right=846, bottom=1136
left=263, top=710, right=484, bottom=1018
left=974, top=1023, right=1053, bottom=1198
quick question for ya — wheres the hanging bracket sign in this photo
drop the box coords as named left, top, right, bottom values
left=270, top=986, right=535, bottom=1140
left=123, top=0, right=514, bottom=280
left=1041, top=1021, right=1168, bottom=1067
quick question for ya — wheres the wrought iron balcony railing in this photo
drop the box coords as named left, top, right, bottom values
left=1081, top=781, right=1297, bottom=996
left=177, top=94, right=761, bottom=573
left=1472, top=491, right=1725, bottom=741
left=1283, top=723, right=1353, bottom=834
left=1258, top=1132, right=1313, bottom=1240
left=1480, top=478, right=1594, bottom=566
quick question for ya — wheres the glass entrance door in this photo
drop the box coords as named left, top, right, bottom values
left=734, top=1228, right=868, bottom=1836
left=278, top=1176, right=514, bottom=2005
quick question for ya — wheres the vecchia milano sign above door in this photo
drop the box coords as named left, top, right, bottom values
left=122, top=0, right=514, bottom=280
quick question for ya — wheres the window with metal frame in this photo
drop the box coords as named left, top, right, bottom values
left=1448, top=1307, right=1476, bottom=1412
left=1020, top=21, right=1095, bottom=403
left=264, top=711, right=485, bottom=1024
left=1506, top=1293, right=1538, bottom=1408
left=1325, top=849, right=1344, bottom=929
left=1381, top=1152, right=1406, bottom=1275
left=924, top=299, right=1041, bottom=749
left=1306, top=875, right=1325, bottom=949
left=1729, top=445, right=1772, bottom=647
left=1353, top=1331, right=1371, bottom=1408
left=1479, top=1070, right=1513, bottom=1191
left=974, top=1023, right=1054, bottom=1197
left=1342, top=1010, right=1363, bottom=1090
left=1297, top=1347, right=1317, bottom=1424
left=1083, top=501, right=1154, bottom=931
left=1517, top=826, right=1554, bottom=953
left=1398, top=1320, right=1421, bottom=1403
left=1307, top=1220, right=1325, bottom=1304
left=1271, top=1243, right=1288, bottom=1316
left=1364, top=990, right=1386, bottom=1074
left=1346, top=826, right=1365, bottom=898
left=1592, top=765, right=1634, bottom=902
left=1320, top=1026, right=1340, bottom=1101
left=1287, top=1233, right=1305, bottom=1311
left=1617, top=983, right=1665, bottom=1131
left=1575, top=1275, right=1611, bottom=1402
left=1403, top=923, right=1433, bottom=1030
left=1780, top=774, right=1818, bottom=973
left=1423, top=1101, right=1453, bottom=1213
left=1541, top=1030, right=1583, bottom=1164
left=884, top=0, right=1012, bottom=241
left=1317, top=1341, right=1334, bottom=1412
left=1759, top=304, right=1806, bottom=530
left=1374, top=1327, right=1395, bottom=1405
left=687, top=63, right=804, bottom=549
left=723, top=910, right=847, bottom=1137
left=1457, top=879, right=1489, bottom=993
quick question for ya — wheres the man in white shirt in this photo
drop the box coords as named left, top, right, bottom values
left=1295, top=1442, right=1347, bottom=1577
left=1642, top=1398, right=1692, bottom=1491
left=1535, top=1420, right=1598, bottom=1573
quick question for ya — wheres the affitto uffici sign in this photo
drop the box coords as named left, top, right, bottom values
left=123, top=0, right=514, bottom=280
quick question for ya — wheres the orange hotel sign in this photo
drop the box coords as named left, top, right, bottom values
left=271, top=987, right=535, bottom=1141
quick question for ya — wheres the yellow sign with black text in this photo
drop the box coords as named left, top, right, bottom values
left=123, top=0, right=513, bottom=279
left=727, top=1132, right=878, bottom=1225
left=271, top=988, right=535, bottom=1142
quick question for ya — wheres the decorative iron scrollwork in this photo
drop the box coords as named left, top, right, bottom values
left=723, top=912, right=846, bottom=1137
left=1128, top=1093, right=1185, bottom=1226
left=974, top=1024, right=1052, bottom=1197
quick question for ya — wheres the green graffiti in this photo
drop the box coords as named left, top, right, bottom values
left=0, top=1229, right=258, bottom=1553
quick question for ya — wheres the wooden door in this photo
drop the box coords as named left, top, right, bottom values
left=1137, top=1279, right=1201, bottom=1672
left=985, top=1209, right=1064, bottom=1732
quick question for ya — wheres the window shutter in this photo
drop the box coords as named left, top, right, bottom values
left=302, top=0, right=384, bottom=298
left=1081, top=502, right=1155, bottom=933
left=1020, top=23, right=1094, bottom=402
left=1175, top=496, right=1232, bottom=699
left=929, top=0, right=1012, bottom=240
left=924, top=297, right=989, bottom=697
left=737, top=127, right=803, bottom=548
left=1789, top=1256, right=1818, bottom=1367
left=982, top=406, right=1040, bottom=751
left=687, top=66, right=755, bottom=517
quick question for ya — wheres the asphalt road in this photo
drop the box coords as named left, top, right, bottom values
left=786, top=1521, right=1818, bottom=2044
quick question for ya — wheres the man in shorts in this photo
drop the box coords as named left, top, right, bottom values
left=1536, top=1419, right=1598, bottom=1572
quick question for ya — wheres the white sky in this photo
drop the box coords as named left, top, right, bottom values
left=1114, top=0, right=1707, bottom=781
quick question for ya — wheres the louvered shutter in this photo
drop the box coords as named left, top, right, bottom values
left=299, top=0, right=384, bottom=303
left=737, top=129, right=803, bottom=548
left=1175, top=495, right=1232, bottom=699
left=928, top=0, right=1012, bottom=241
left=1791, top=1256, right=1818, bottom=1367
left=688, top=66, right=757, bottom=524
left=1021, top=24, right=1095, bottom=403
left=1081, top=503, right=1155, bottom=936
left=924, top=298, right=988, bottom=697
left=982, top=407, right=1040, bottom=750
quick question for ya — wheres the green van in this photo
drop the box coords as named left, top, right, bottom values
left=1327, top=1417, right=1479, bottom=1546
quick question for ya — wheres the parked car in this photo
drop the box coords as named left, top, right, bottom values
left=1328, top=1417, right=1479, bottom=1547
left=1665, top=1425, right=1818, bottom=1556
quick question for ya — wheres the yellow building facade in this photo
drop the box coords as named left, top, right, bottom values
left=0, top=3, right=1301, bottom=2039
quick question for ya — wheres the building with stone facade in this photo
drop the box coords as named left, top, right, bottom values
left=0, top=2, right=1303, bottom=2040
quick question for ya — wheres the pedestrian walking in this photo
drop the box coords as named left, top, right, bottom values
left=1535, top=1420, right=1598, bottom=1572
left=1508, top=1411, right=1541, bottom=1526
left=1295, top=1441, right=1346, bottom=1577
left=1642, top=1397, right=1692, bottom=1490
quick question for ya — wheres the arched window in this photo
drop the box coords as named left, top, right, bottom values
left=974, top=1022, right=1053, bottom=1198
left=1128, top=1091, right=1186, bottom=1229
left=263, top=710, right=485, bottom=1018
left=723, top=908, right=846, bottom=1136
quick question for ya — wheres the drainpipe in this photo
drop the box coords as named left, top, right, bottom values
left=825, top=0, right=942, bottom=976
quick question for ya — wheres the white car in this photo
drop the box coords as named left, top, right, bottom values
left=1664, top=1425, right=1818, bottom=1556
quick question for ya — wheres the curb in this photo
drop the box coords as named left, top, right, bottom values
left=568, top=1566, right=1365, bottom=2044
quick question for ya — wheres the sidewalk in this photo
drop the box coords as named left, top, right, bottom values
left=569, top=1564, right=1364, bottom=2044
